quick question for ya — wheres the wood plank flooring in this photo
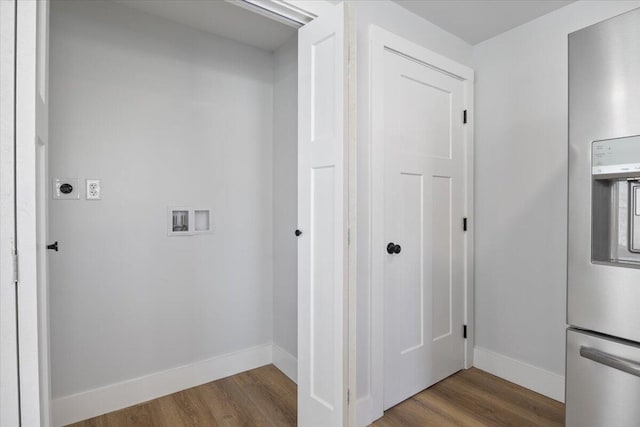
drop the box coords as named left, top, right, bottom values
left=69, top=365, right=564, bottom=427
left=373, top=368, right=564, bottom=427
left=68, top=365, right=296, bottom=427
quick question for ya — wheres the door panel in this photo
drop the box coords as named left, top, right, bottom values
left=432, top=176, right=452, bottom=341
left=396, top=76, right=452, bottom=159
left=397, top=172, right=423, bottom=354
left=298, top=3, right=350, bottom=426
left=383, top=49, right=465, bottom=410
left=310, top=165, right=336, bottom=408
left=311, top=35, right=336, bottom=142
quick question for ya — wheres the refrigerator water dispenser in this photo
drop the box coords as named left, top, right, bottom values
left=592, top=135, right=640, bottom=266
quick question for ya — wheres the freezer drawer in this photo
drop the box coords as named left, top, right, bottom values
left=566, top=328, right=640, bottom=427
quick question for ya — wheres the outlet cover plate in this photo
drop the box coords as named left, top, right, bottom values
left=86, top=179, right=101, bottom=200
left=53, top=178, right=80, bottom=200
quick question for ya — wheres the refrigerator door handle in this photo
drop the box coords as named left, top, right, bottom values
left=580, top=346, right=640, bottom=377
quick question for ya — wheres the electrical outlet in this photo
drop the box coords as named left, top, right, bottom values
left=53, top=178, right=80, bottom=200
left=86, top=179, right=101, bottom=200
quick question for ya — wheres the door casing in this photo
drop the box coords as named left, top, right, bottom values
left=0, top=1, right=19, bottom=424
left=25, top=1, right=357, bottom=426
left=368, top=25, right=475, bottom=421
left=14, top=0, right=47, bottom=425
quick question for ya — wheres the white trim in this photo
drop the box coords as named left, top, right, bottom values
left=370, top=28, right=474, bottom=82
left=369, top=25, right=386, bottom=424
left=355, top=395, right=373, bottom=427
left=16, top=1, right=44, bottom=425
left=36, top=3, right=52, bottom=426
left=51, top=343, right=273, bottom=427
left=226, top=0, right=335, bottom=28
left=226, top=0, right=311, bottom=28
left=346, top=4, right=358, bottom=426
left=367, top=25, right=475, bottom=425
left=473, top=346, right=565, bottom=403
left=0, top=1, right=19, bottom=425
left=462, top=69, right=475, bottom=371
left=272, top=344, right=298, bottom=383
left=280, top=0, right=336, bottom=19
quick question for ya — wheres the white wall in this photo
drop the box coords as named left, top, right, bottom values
left=272, top=36, right=298, bottom=363
left=49, top=0, right=274, bottom=398
left=353, top=1, right=472, bottom=422
left=472, top=0, right=640, bottom=393
left=49, top=0, right=640, bottom=421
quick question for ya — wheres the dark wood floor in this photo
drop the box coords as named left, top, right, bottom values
left=70, top=365, right=564, bottom=427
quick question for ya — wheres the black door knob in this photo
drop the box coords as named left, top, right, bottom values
left=295, top=229, right=302, bottom=237
left=47, top=241, right=59, bottom=252
left=387, top=242, right=401, bottom=254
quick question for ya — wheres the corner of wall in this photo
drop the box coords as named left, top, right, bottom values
left=272, top=344, right=297, bottom=384
left=473, top=346, right=565, bottom=403
left=51, top=344, right=274, bottom=427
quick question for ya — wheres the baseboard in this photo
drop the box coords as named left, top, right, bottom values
left=52, top=343, right=273, bottom=427
left=272, top=344, right=297, bottom=384
left=473, top=346, right=565, bottom=402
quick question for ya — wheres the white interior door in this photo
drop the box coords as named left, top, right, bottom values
left=382, top=46, right=466, bottom=410
left=0, top=1, right=20, bottom=425
left=297, top=3, right=351, bottom=426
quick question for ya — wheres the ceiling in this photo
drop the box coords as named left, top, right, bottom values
left=394, top=0, right=575, bottom=45
left=115, top=0, right=297, bottom=51
left=116, top=0, right=575, bottom=50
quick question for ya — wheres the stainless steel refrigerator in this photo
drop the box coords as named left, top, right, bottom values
left=567, top=7, right=640, bottom=426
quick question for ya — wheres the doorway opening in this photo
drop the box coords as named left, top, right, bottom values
left=46, top=1, right=299, bottom=424
left=368, top=26, right=474, bottom=423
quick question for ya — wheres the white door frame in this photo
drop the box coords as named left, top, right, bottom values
left=14, top=0, right=46, bottom=426
left=22, top=0, right=355, bottom=426
left=0, top=1, right=20, bottom=425
left=369, top=26, right=474, bottom=420
left=35, top=0, right=52, bottom=425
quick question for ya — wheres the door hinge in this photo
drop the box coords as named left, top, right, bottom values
left=463, top=217, right=468, bottom=232
left=347, top=388, right=350, bottom=405
left=12, top=248, right=19, bottom=285
left=463, top=324, right=467, bottom=339
left=348, top=227, right=351, bottom=245
left=463, top=109, right=468, bottom=124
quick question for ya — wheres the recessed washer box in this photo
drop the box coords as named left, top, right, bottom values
left=167, top=207, right=213, bottom=236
